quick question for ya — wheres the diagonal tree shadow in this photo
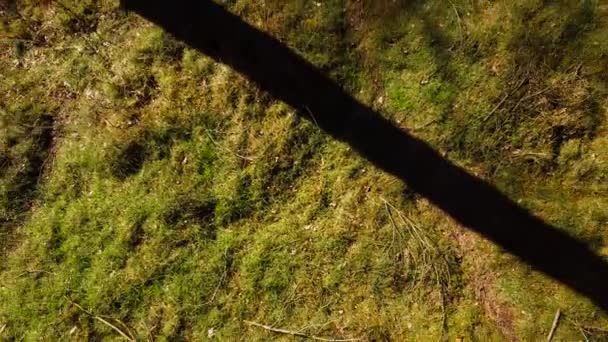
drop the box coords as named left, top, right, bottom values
left=121, top=0, right=608, bottom=312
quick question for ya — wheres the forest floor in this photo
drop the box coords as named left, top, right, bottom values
left=1, top=0, right=608, bottom=340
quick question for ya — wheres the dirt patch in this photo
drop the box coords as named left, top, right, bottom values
left=451, top=224, right=519, bottom=341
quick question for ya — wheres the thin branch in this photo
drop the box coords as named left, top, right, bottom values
left=305, top=106, right=320, bottom=128
left=204, top=128, right=254, bottom=161
left=0, top=38, right=36, bottom=44
left=547, top=309, right=561, bottom=342
left=579, top=324, right=608, bottom=333
left=243, top=320, right=360, bottom=342
left=510, top=87, right=550, bottom=113
left=104, top=119, right=120, bottom=128
left=113, top=317, right=137, bottom=342
left=18, top=269, right=54, bottom=277
left=70, top=301, right=135, bottom=342
left=483, top=77, right=528, bottom=122
left=204, top=248, right=229, bottom=306
left=564, top=317, right=590, bottom=342
left=138, top=320, right=157, bottom=342
left=436, top=266, right=448, bottom=336
left=94, top=316, right=135, bottom=342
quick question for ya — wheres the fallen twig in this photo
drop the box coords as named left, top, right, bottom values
left=564, top=316, right=590, bottom=342
left=139, top=321, right=156, bottom=342
left=578, top=324, right=608, bottom=333
left=243, top=320, right=360, bottom=341
left=71, top=301, right=135, bottom=341
left=204, top=128, right=254, bottom=161
left=305, top=106, right=320, bottom=128
left=510, top=87, right=550, bottom=113
left=104, top=119, right=121, bottom=128
left=18, top=269, right=54, bottom=277
left=204, top=248, right=229, bottom=306
left=547, top=309, right=561, bottom=342
left=482, top=77, right=527, bottom=122
left=482, top=92, right=510, bottom=122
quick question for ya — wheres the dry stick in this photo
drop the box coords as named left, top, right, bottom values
left=578, top=324, right=608, bottom=333
left=113, top=318, right=137, bottom=342
left=547, top=309, right=562, bottom=342
left=95, top=316, right=135, bottom=342
left=203, top=248, right=229, bottom=306
left=104, top=119, right=120, bottom=128
left=482, top=77, right=528, bottom=122
left=204, top=128, right=254, bottom=161
left=573, top=63, right=583, bottom=78
left=243, top=320, right=360, bottom=342
left=579, top=329, right=591, bottom=342
left=580, top=330, right=591, bottom=342
left=435, top=265, right=448, bottom=336
left=510, top=87, right=550, bottom=113
left=139, top=321, right=155, bottom=342
left=18, top=269, right=54, bottom=277
left=305, top=106, right=320, bottom=128
left=71, top=301, right=135, bottom=342
left=0, top=38, right=37, bottom=44
left=0, top=324, right=6, bottom=334
left=564, top=316, right=590, bottom=342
